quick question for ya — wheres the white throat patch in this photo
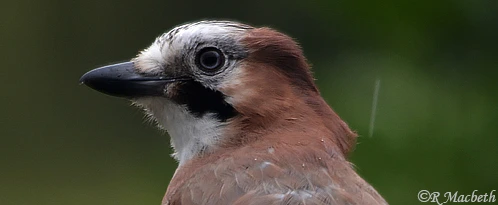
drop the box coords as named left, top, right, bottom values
left=134, top=97, right=226, bottom=165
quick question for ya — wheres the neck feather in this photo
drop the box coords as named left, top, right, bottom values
left=134, top=98, right=226, bottom=164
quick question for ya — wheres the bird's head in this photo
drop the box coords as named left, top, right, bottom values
left=81, top=21, right=356, bottom=164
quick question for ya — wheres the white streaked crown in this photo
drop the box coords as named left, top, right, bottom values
left=134, top=21, right=251, bottom=75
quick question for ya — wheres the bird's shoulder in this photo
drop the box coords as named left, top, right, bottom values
left=163, top=142, right=387, bottom=205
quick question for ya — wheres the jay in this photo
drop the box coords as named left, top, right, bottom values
left=81, top=20, right=387, bottom=205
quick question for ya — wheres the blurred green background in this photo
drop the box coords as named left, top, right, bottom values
left=2, top=0, right=497, bottom=204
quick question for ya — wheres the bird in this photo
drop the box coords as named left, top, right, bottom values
left=80, top=20, right=387, bottom=205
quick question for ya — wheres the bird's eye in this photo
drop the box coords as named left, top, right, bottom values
left=196, top=48, right=225, bottom=72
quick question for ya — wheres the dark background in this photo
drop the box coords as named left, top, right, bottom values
left=2, top=0, right=497, bottom=204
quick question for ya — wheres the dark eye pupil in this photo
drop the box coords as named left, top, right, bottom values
left=199, top=49, right=223, bottom=71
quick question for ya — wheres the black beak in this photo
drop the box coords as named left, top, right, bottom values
left=80, top=62, right=189, bottom=98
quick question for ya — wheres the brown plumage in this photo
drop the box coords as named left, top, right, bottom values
left=80, top=20, right=387, bottom=205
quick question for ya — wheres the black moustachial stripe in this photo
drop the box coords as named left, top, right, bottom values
left=171, top=81, right=237, bottom=121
